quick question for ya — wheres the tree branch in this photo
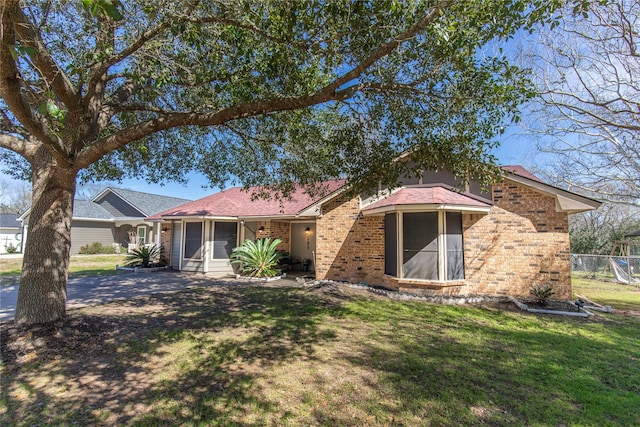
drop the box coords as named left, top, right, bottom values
left=76, top=0, right=454, bottom=169
left=0, top=133, right=37, bottom=160
left=11, top=5, right=80, bottom=112
left=0, top=3, right=56, bottom=148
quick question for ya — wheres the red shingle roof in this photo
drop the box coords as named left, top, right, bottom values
left=362, top=186, right=491, bottom=212
left=149, top=180, right=347, bottom=219
left=501, top=165, right=543, bottom=182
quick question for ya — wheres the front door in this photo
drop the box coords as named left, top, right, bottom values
left=290, top=223, right=316, bottom=271
left=137, top=225, right=146, bottom=246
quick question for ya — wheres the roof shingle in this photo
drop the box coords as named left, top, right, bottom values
left=362, top=186, right=491, bottom=212
left=152, top=180, right=346, bottom=219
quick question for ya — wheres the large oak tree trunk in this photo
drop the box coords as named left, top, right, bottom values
left=15, top=149, right=77, bottom=327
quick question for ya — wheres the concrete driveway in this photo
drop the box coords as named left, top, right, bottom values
left=0, top=270, right=241, bottom=322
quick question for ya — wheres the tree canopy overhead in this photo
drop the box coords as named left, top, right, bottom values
left=2, top=0, right=565, bottom=191
left=1, top=0, right=572, bottom=327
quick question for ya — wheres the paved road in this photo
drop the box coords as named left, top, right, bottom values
left=0, top=271, right=237, bottom=322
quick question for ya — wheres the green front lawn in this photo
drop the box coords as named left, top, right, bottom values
left=2, top=285, right=638, bottom=426
left=573, top=275, right=640, bottom=312
left=0, top=254, right=127, bottom=280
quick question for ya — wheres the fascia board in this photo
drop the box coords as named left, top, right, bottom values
left=72, top=217, right=116, bottom=223
left=362, top=204, right=491, bottom=216
left=159, top=215, right=237, bottom=221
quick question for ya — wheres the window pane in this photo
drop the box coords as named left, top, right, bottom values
left=213, top=222, right=237, bottom=259
left=402, top=212, right=438, bottom=280
left=446, top=212, right=464, bottom=280
left=384, top=214, right=397, bottom=276
left=184, top=222, right=203, bottom=259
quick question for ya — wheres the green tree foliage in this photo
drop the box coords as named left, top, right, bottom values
left=569, top=204, right=640, bottom=254
left=0, top=0, right=581, bottom=327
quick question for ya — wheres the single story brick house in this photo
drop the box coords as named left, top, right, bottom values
left=150, top=165, right=600, bottom=299
left=19, top=188, right=190, bottom=254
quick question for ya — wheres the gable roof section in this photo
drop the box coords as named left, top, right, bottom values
left=151, top=180, right=347, bottom=219
left=0, top=213, right=21, bottom=229
left=93, top=187, right=191, bottom=217
left=501, top=169, right=601, bottom=213
left=72, top=200, right=114, bottom=220
left=362, top=186, right=491, bottom=215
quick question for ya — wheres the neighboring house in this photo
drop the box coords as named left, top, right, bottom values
left=20, top=188, right=190, bottom=254
left=0, top=213, right=24, bottom=254
left=150, top=165, right=601, bottom=299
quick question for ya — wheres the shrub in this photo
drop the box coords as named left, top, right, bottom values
left=4, top=242, right=18, bottom=254
left=230, top=238, right=284, bottom=278
left=123, top=244, right=163, bottom=268
left=79, top=242, right=117, bottom=254
left=529, top=284, right=555, bottom=305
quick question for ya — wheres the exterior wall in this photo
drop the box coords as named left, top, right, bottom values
left=70, top=220, right=116, bottom=254
left=316, top=180, right=571, bottom=299
left=160, top=224, right=173, bottom=267
left=96, top=192, right=143, bottom=217
left=463, top=180, right=571, bottom=299
left=254, top=220, right=290, bottom=252
left=0, top=227, right=22, bottom=253
left=316, top=195, right=385, bottom=283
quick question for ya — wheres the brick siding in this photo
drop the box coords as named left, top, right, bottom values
left=160, top=225, right=173, bottom=267
left=254, top=220, right=290, bottom=252
left=316, top=195, right=385, bottom=283
left=315, top=179, right=572, bottom=299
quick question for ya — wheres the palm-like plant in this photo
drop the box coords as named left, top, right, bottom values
left=123, top=244, right=163, bottom=268
left=230, top=238, right=284, bottom=278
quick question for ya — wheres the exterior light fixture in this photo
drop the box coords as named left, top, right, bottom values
left=258, top=226, right=265, bottom=232
left=305, top=227, right=311, bottom=234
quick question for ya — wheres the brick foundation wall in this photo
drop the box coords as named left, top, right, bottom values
left=316, top=195, right=385, bottom=283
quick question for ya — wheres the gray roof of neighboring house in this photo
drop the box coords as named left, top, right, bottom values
left=98, top=188, right=191, bottom=217
left=0, top=213, right=21, bottom=228
left=73, top=200, right=114, bottom=220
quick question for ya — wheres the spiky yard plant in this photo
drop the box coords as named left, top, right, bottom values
left=529, top=284, right=556, bottom=305
left=230, top=238, right=284, bottom=278
left=123, top=244, right=163, bottom=268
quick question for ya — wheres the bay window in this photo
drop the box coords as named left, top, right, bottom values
left=385, top=211, right=464, bottom=281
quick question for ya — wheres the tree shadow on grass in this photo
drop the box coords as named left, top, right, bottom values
left=1, top=285, right=344, bottom=426
left=331, top=300, right=640, bottom=426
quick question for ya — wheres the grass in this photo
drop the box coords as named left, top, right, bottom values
left=573, top=275, right=640, bottom=312
left=1, top=284, right=639, bottom=426
left=0, top=254, right=127, bottom=281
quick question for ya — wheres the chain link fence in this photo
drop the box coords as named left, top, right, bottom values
left=571, top=254, right=640, bottom=287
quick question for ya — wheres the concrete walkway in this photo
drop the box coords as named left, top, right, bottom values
left=0, top=270, right=248, bottom=322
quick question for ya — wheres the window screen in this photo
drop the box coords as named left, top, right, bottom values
left=446, top=212, right=464, bottom=280
left=402, top=212, right=438, bottom=280
left=184, top=222, right=203, bottom=259
left=213, top=222, right=237, bottom=259
left=384, top=214, right=397, bottom=276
